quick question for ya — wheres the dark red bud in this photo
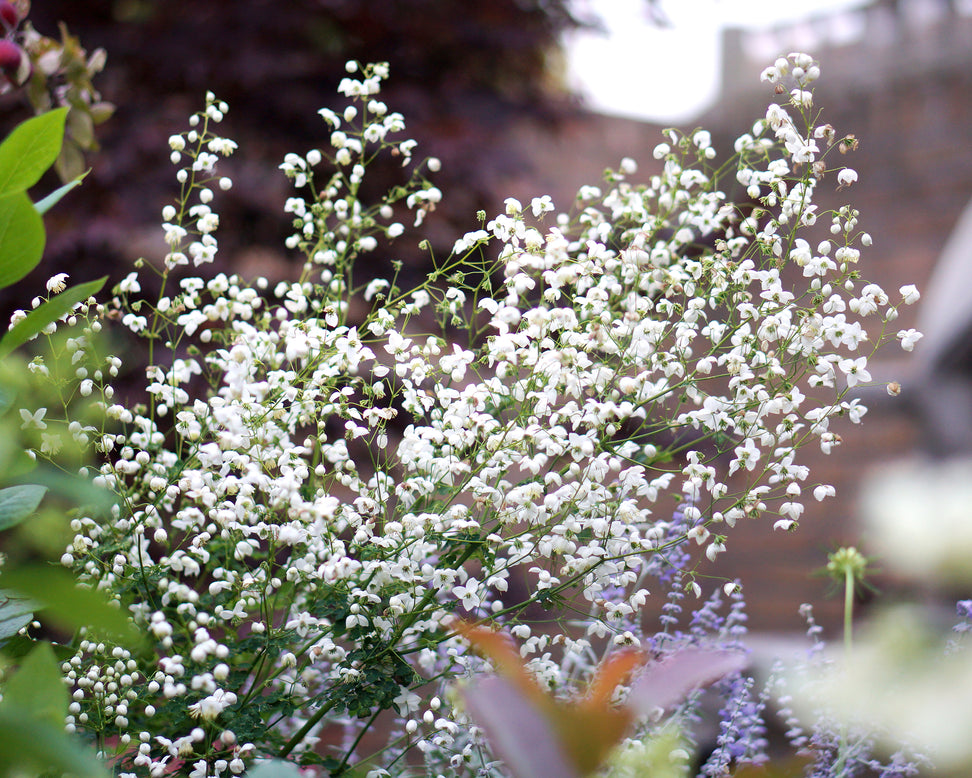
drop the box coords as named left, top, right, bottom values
left=0, top=1, right=18, bottom=31
left=0, top=39, right=28, bottom=85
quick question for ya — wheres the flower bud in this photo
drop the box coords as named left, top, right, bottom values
left=0, top=1, right=19, bottom=31
left=0, top=39, right=30, bottom=86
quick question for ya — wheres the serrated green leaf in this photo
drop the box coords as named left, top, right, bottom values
left=0, top=590, right=34, bottom=644
left=0, top=483, right=48, bottom=531
left=0, top=565, right=139, bottom=643
left=0, top=642, right=67, bottom=726
left=0, top=705, right=107, bottom=778
left=0, top=190, right=45, bottom=289
left=0, top=108, right=68, bottom=196
left=0, top=276, right=106, bottom=359
left=34, top=170, right=86, bottom=215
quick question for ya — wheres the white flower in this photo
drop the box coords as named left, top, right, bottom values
left=861, top=458, right=972, bottom=584
left=896, top=328, right=922, bottom=351
left=838, top=356, right=871, bottom=387
left=530, top=195, right=553, bottom=218
left=813, top=484, right=836, bottom=501
left=453, top=579, right=482, bottom=611
left=46, top=273, right=68, bottom=293
left=760, top=66, right=781, bottom=84
left=188, top=689, right=238, bottom=721
left=729, top=438, right=760, bottom=474
left=19, top=407, right=47, bottom=429
left=899, top=284, right=920, bottom=304
left=207, top=137, right=238, bottom=155
left=837, top=168, right=858, bottom=188
left=40, top=432, right=62, bottom=455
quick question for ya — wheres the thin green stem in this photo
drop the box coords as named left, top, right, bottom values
left=833, top=563, right=856, bottom=777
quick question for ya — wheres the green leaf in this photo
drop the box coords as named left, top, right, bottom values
left=0, top=484, right=48, bottom=531
left=0, top=383, right=14, bottom=417
left=0, top=108, right=68, bottom=196
left=0, top=642, right=67, bottom=726
left=0, top=706, right=107, bottom=778
left=0, top=590, right=34, bottom=644
left=0, top=565, right=139, bottom=643
left=34, top=170, right=87, bottom=215
left=0, top=435, right=37, bottom=482
left=55, top=137, right=87, bottom=184
left=22, top=466, right=115, bottom=516
left=0, top=275, right=106, bottom=359
left=247, top=760, right=305, bottom=778
left=0, top=190, right=45, bottom=289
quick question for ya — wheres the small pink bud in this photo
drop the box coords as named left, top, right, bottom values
left=0, top=39, right=29, bottom=85
left=0, top=1, right=18, bottom=31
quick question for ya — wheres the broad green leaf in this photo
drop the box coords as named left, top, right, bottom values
left=0, top=642, right=67, bottom=726
left=34, top=170, right=87, bottom=215
left=0, top=275, right=106, bottom=359
left=0, top=383, right=13, bottom=416
left=0, top=483, right=48, bottom=531
left=0, top=706, right=107, bottom=778
left=248, top=760, right=305, bottom=778
left=22, top=466, right=115, bottom=516
left=0, top=565, right=139, bottom=643
left=0, top=590, right=34, bottom=643
left=0, top=190, right=45, bottom=289
left=0, top=437, right=37, bottom=482
left=0, top=108, right=68, bottom=196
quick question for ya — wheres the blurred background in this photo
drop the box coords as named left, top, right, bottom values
left=10, top=0, right=972, bottom=634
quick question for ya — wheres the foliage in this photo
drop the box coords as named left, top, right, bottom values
left=0, top=0, right=116, bottom=183
left=14, top=53, right=926, bottom=778
left=17, top=0, right=595, bottom=301
left=0, top=82, right=110, bottom=778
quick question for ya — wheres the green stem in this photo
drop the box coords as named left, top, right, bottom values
left=834, top=566, right=855, bottom=777
left=277, top=698, right=340, bottom=760
left=335, top=707, right=382, bottom=774
left=844, top=566, right=854, bottom=657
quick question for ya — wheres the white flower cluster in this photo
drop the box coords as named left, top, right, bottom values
left=29, top=56, right=920, bottom=776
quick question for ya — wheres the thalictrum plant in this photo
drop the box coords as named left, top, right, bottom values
left=9, top=53, right=924, bottom=776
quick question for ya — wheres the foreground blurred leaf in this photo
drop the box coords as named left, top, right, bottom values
left=0, top=590, right=34, bottom=645
left=457, top=623, right=747, bottom=778
left=0, top=642, right=68, bottom=726
left=0, top=565, right=138, bottom=643
left=0, top=384, right=14, bottom=417
left=0, top=483, right=47, bottom=531
left=248, top=760, right=305, bottom=778
left=0, top=706, right=107, bottom=778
